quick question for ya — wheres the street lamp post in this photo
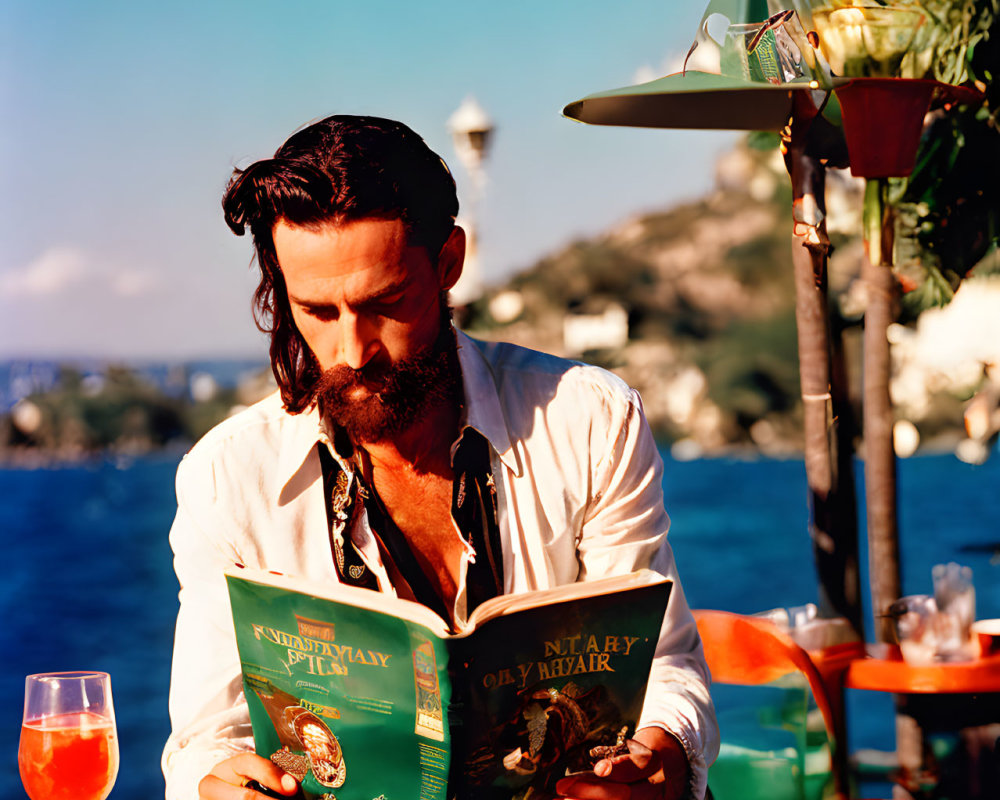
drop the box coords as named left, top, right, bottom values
left=448, top=96, right=495, bottom=309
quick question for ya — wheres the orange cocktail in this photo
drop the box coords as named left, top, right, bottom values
left=18, top=673, right=119, bottom=800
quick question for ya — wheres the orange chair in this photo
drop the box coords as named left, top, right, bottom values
left=694, top=610, right=860, bottom=800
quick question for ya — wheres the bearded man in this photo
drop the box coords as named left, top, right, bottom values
left=162, top=115, right=717, bottom=800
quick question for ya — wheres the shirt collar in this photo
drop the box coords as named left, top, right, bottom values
left=275, top=401, right=328, bottom=503
left=275, top=328, right=522, bottom=499
left=455, top=329, right=521, bottom=475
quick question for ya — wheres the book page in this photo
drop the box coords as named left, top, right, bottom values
left=466, top=569, right=668, bottom=629
left=227, top=564, right=452, bottom=636
left=227, top=572, right=453, bottom=800
left=451, top=578, right=672, bottom=798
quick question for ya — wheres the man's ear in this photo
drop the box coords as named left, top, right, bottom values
left=436, top=226, right=466, bottom=292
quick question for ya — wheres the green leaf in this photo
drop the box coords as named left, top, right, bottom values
left=747, top=131, right=781, bottom=150
left=899, top=262, right=956, bottom=318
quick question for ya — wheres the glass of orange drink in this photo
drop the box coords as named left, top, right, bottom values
left=18, top=672, right=119, bottom=800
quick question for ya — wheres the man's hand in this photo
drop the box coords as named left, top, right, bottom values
left=555, top=727, right=690, bottom=800
left=198, top=753, right=300, bottom=799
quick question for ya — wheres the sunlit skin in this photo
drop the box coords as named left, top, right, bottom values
left=201, top=218, right=690, bottom=799
left=555, top=726, right=690, bottom=800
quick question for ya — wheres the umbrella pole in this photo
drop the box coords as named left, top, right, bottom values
left=861, top=177, right=902, bottom=644
left=862, top=177, right=927, bottom=798
left=784, top=135, right=861, bottom=800
left=784, top=125, right=864, bottom=640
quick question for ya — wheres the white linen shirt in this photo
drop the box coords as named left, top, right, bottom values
left=162, top=331, right=718, bottom=799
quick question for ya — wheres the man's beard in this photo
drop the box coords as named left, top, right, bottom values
left=313, top=318, right=461, bottom=444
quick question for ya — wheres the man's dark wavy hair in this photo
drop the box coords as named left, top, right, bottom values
left=222, top=115, right=459, bottom=413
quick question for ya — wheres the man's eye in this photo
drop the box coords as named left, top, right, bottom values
left=365, top=294, right=406, bottom=316
left=304, top=306, right=339, bottom=321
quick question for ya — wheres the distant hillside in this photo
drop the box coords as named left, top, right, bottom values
left=461, top=140, right=817, bottom=452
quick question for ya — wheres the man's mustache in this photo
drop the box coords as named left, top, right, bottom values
left=314, top=362, right=390, bottom=399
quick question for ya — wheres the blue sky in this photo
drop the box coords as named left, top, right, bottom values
left=1, top=0, right=737, bottom=358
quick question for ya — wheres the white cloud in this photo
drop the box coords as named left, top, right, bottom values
left=632, top=64, right=661, bottom=86
left=1, top=247, right=162, bottom=299
left=110, top=269, right=163, bottom=297
left=0, top=246, right=88, bottom=297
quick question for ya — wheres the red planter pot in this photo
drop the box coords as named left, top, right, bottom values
left=835, top=77, right=939, bottom=178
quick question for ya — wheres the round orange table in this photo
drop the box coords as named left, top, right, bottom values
left=845, top=645, right=1000, bottom=694
left=844, top=645, right=1000, bottom=800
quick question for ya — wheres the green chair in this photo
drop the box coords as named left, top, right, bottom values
left=694, top=610, right=854, bottom=800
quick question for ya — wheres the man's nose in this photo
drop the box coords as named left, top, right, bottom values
left=338, top=311, right=377, bottom=370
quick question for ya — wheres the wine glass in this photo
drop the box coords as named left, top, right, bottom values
left=18, top=672, right=120, bottom=800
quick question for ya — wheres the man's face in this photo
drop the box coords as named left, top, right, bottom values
left=273, top=217, right=463, bottom=441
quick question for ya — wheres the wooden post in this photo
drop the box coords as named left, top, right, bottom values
left=783, top=111, right=864, bottom=799
left=783, top=103, right=865, bottom=640
left=862, top=177, right=919, bottom=798
left=861, top=178, right=903, bottom=644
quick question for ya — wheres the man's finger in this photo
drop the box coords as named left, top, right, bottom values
left=555, top=739, right=663, bottom=799
left=201, top=753, right=299, bottom=799
left=555, top=775, right=670, bottom=800
left=199, top=774, right=256, bottom=800
left=595, top=738, right=660, bottom=783
left=554, top=774, right=633, bottom=800
left=200, top=774, right=299, bottom=800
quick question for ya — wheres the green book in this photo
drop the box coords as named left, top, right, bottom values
left=225, top=565, right=672, bottom=800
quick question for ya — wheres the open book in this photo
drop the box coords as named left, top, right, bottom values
left=225, top=565, right=672, bottom=800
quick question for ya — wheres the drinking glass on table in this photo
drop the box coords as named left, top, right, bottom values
left=18, top=671, right=119, bottom=800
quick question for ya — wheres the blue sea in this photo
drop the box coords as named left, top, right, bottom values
left=2, top=450, right=998, bottom=799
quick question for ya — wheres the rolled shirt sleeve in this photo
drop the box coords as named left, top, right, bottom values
left=578, top=386, right=719, bottom=799
left=162, top=452, right=254, bottom=800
